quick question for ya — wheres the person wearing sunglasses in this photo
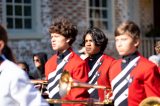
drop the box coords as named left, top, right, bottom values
left=32, top=52, right=48, bottom=80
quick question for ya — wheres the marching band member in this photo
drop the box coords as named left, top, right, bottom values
left=45, top=17, right=89, bottom=106
left=81, top=27, right=115, bottom=101
left=148, top=40, right=160, bottom=68
left=108, top=21, right=160, bottom=106
left=0, top=25, right=49, bottom=106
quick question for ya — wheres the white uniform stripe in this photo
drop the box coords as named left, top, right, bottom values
left=112, top=75, right=130, bottom=98
left=49, top=85, right=59, bottom=98
left=47, top=73, right=61, bottom=89
left=89, top=72, right=98, bottom=84
left=48, top=71, right=56, bottom=80
left=88, top=88, right=94, bottom=94
left=111, top=56, right=140, bottom=88
left=48, top=62, right=64, bottom=80
left=114, top=89, right=128, bottom=106
left=48, top=53, right=71, bottom=80
left=88, top=82, right=97, bottom=94
left=88, top=56, right=103, bottom=77
left=47, top=53, right=72, bottom=98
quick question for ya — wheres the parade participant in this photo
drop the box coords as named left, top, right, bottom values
left=148, top=40, right=160, bottom=67
left=155, top=41, right=160, bottom=71
left=32, top=52, right=48, bottom=80
left=45, top=17, right=89, bottom=106
left=108, top=21, right=160, bottom=106
left=81, top=27, right=114, bottom=101
left=0, top=25, right=49, bottom=106
left=17, top=61, right=34, bottom=79
left=155, top=40, right=160, bottom=56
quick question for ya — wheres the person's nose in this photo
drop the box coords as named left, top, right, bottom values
left=85, top=41, right=91, bottom=46
left=51, top=37, right=55, bottom=42
left=116, top=40, right=122, bottom=47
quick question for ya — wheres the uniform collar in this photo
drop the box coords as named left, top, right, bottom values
left=88, top=52, right=103, bottom=69
left=57, top=49, right=71, bottom=64
left=89, top=52, right=103, bottom=61
left=122, top=51, right=138, bottom=64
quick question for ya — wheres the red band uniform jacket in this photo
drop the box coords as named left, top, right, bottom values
left=45, top=49, right=89, bottom=106
left=86, top=54, right=114, bottom=101
left=108, top=54, right=160, bottom=106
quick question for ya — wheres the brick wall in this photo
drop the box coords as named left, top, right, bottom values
left=50, top=0, right=88, bottom=48
left=0, top=0, right=155, bottom=71
left=8, top=0, right=89, bottom=71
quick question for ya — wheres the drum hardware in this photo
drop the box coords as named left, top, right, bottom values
left=139, top=97, right=160, bottom=106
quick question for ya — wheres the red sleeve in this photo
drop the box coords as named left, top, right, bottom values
left=62, top=57, right=90, bottom=106
left=144, top=65, right=160, bottom=96
left=45, top=55, right=57, bottom=80
left=45, top=61, right=49, bottom=80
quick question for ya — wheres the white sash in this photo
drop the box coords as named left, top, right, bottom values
left=88, top=55, right=103, bottom=94
left=47, top=53, right=71, bottom=98
left=111, top=56, right=140, bottom=106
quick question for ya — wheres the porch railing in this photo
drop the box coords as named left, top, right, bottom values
left=138, top=37, right=160, bottom=58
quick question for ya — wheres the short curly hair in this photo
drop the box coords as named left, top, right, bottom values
left=49, top=17, right=78, bottom=45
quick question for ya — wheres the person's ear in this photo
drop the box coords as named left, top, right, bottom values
left=134, top=39, right=140, bottom=47
left=66, top=38, right=71, bottom=43
left=0, top=40, right=5, bottom=53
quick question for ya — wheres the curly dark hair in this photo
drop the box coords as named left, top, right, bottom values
left=49, top=17, right=78, bottom=45
left=81, top=27, right=108, bottom=53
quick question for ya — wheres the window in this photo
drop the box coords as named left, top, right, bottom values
left=6, top=0, right=32, bottom=29
left=3, top=0, right=42, bottom=39
left=89, top=0, right=112, bottom=31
